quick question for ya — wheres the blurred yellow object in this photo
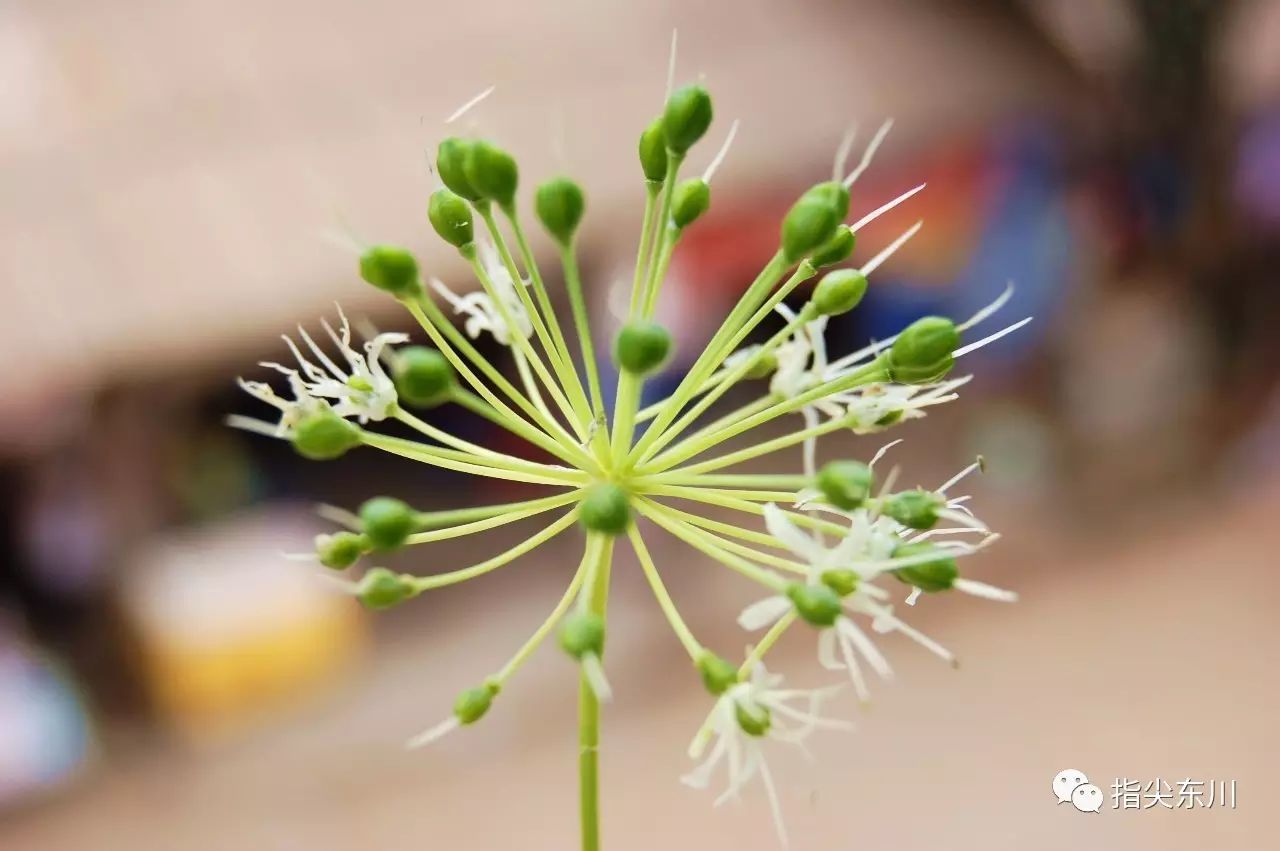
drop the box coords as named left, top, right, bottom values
left=119, top=509, right=367, bottom=741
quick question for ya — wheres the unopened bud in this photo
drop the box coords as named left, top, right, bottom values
left=559, top=612, right=606, bottom=659
left=696, top=651, right=740, bottom=695
left=891, top=542, right=958, bottom=592
left=427, top=188, right=474, bottom=249
left=671, top=178, right=711, bottom=228
left=613, top=321, right=673, bottom=375
left=816, top=460, right=874, bottom=510
left=359, top=245, right=421, bottom=299
left=781, top=197, right=840, bottom=264
left=820, top=568, right=859, bottom=597
left=662, top=85, right=714, bottom=155
left=812, top=268, right=868, bottom=316
left=810, top=226, right=856, bottom=269
left=884, top=316, right=959, bottom=384
left=359, top=496, right=418, bottom=552
left=638, top=117, right=669, bottom=182
left=453, top=682, right=500, bottom=725
left=882, top=489, right=942, bottom=530
left=535, top=177, right=586, bottom=245
left=393, top=346, right=454, bottom=408
left=734, top=702, right=771, bottom=737
left=579, top=483, right=631, bottom=536
left=357, top=567, right=417, bottom=609
left=786, top=582, right=843, bottom=627
left=292, top=408, right=361, bottom=460
left=463, top=140, right=519, bottom=209
left=436, top=137, right=482, bottom=202
left=316, top=531, right=365, bottom=570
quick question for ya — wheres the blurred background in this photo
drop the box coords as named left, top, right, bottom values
left=1, top=0, right=1278, bottom=848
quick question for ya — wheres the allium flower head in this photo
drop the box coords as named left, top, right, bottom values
left=229, top=47, right=1028, bottom=848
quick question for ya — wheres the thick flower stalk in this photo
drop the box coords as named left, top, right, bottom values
left=230, top=65, right=1026, bottom=849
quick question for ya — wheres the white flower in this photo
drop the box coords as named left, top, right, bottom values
left=683, top=663, right=848, bottom=847
left=254, top=305, right=406, bottom=426
left=740, top=499, right=1013, bottom=702
left=430, top=239, right=532, bottom=346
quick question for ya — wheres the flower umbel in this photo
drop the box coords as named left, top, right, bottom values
left=230, top=58, right=1027, bottom=850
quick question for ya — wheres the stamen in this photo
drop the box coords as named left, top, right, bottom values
left=869, top=438, right=904, bottom=469
left=849, top=182, right=926, bottom=232
left=937, top=458, right=984, bottom=494
left=954, top=317, right=1033, bottom=358
left=225, top=414, right=284, bottom=438
left=842, top=118, right=893, bottom=188
left=832, top=124, right=858, bottom=181
left=861, top=220, right=922, bottom=276
left=957, top=281, right=1015, bottom=331
left=445, top=85, right=495, bottom=124
left=702, top=119, right=740, bottom=183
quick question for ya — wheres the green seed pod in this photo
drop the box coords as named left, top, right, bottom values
left=436, top=137, right=482, bottom=201
left=812, top=268, right=869, bottom=316
left=580, top=483, right=631, bottom=535
left=696, top=651, right=740, bottom=695
left=292, top=408, right=361, bottom=460
left=804, top=180, right=851, bottom=222
left=359, top=496, right=418, bottom=552
left=357, top=567, right=417, bottom=609
left=786, top=582, right=843, bottom=627
left=427, top=188, right=474, bottom=249
left=662, top=84, right=714, bottom=155
left=453, top=682, right=500, bottom=725
left=535, top=177, right=586, bottom=245
left=891, top=542, right=958, bottom=593
left=613, top=321, right=673, bottom=375
left=315, top=531, right=366, bottom=571
left=392, top=346, right=454, bottom=408
left=744, top=350, right=778, bottom=380
left=734, top=702, right=771, bottom=737
left=359, top=245, right=421, bottom=298
left=781, top=197, right=840, bottom=264
left=882, top=488, right=943, bottom=530
left=820, top=568, right=859, bottom=598
left=559, top=612, right=605, bottom=659
left=816, top=460, right=875, bottom=510
left=810, top=226, right=856, bottom=269
left=885, top=316, right=960, bottom=384
left=670, top=178, right=711, bottom=228
left=638, top=117, right=669, bottom=182
left=462, top=140, right=519, bottom=208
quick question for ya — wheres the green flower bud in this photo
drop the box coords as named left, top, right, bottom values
left=882, top=488, right=943, bottom=530
left=613, top=321, right=673, bottom=375
left=781, top=197, right=840, bottom=263
left=820, top=568, right=859, bottom=597
left=670, top=178, right=710, bottom=228
left=891, top=542, right=958, bottom=593
left=734, top=702, right=771, bottom=737
left=392, top=346, right=454, bottom=408
left=812, top=268, right=869, bottom=316
left=786, top=582, right=843, bottom=627
left=816, top=460, right=874, bottom=510
left=463, top=140, right=518, bottom=209
left=559, top=612, right=605, bottom=659
left=696, top=651, right=740, bottom=695
left=292, top=408, right=361, bottom=460
left=535, top=177, right=586, bottom=245
left=662, top=85, right=714, bottom=155
left=436, top=137, right=481, bottom=201
left=359, top=496, right=418, bottom=552
left=579, top=483, right=631, bottom=535
left=453, top=682, right=500, bottom=725
left=744, top=350, right=777, bottom=380
left=885, top=316, right=959, bottom=384
left=357, top=567, right=417, bottom=609
left=315, top=531, right=365, bottom=571
left=804, top=180, right=851, bottom=222
left=359, top=245, right=421, bottom=298
left=810, top=227, right=856, bottom=268
left=638, top=117, right=669, bottom=182
left=427, top=188, right=474, bottom=249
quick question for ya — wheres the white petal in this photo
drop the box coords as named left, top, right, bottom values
left=763, top=504, right=823, bottom=563
left=406, top=716, right=460, bottom=750
left=837, top=617, right=893, bottom=680
left=954, top=578, right=1018, bottom=602
left=737, top=595, right=792, bottom=631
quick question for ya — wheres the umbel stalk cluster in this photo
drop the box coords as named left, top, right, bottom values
left=231, top=71, right=1024, bottom=849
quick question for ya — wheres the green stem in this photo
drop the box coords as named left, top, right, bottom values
left=578, top=534, right=614, bottom=851
left=740, top=610, right=797, bottom=676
